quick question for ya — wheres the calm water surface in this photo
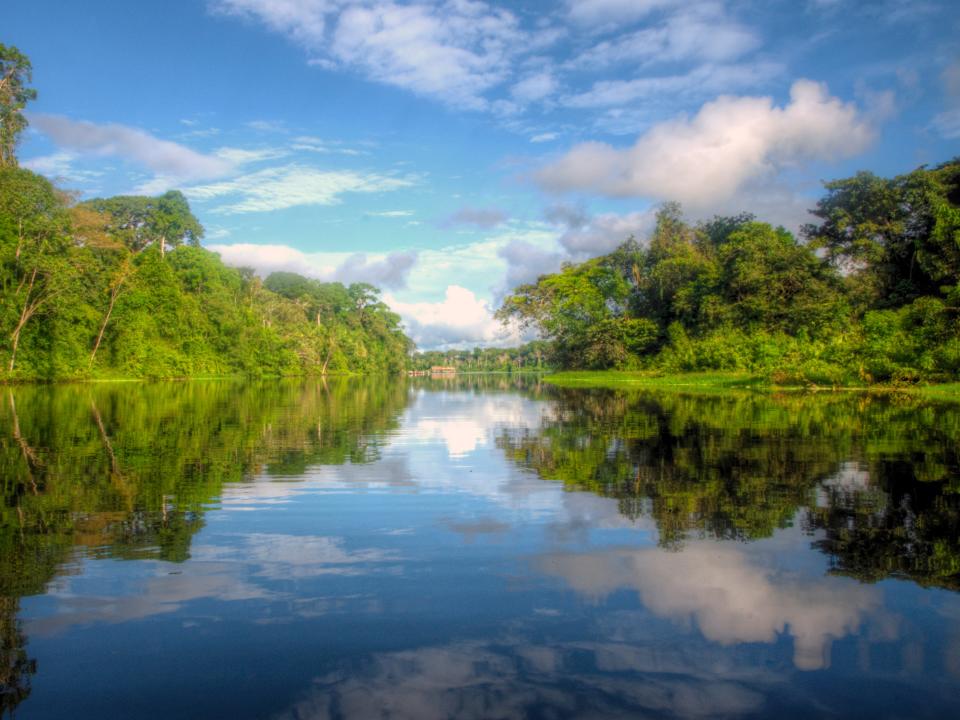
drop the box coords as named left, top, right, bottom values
left=2, top=377, right=959, bottom=719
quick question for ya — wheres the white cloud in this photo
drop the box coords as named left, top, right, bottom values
left=564, top=61, right=783, bottom=109
left=366, top=209, right=414, bottom=217
left=214, top=0, right=335, bottom=46
left=215, top=0, right=535, bottom=111
left=20, top=151, right=105, bottom=185
left=214, top=146, right=289, bottom=164
left=186, top=163, right=415, bottom=213
left=386, top=285, right=520, bottom=349
left=291, top=135, right=368, bottom=156
left=572, top=3, right=759, bottom=69
left=511, top=71, right=558, bottom=104
left=209, top=242, right=417, bottom=290
left=530, top=132, right=559, bottom=143
left=29, top=113, right=233, bottom=184
left=539, top=79, right=875, bottom=210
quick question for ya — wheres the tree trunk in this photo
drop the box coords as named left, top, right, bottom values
left=9, top=268, right=38, bottom=372
left=321, top=338, right=334, bottom=375
left=89, top=287, right=120, bottom=367
left=9, top=391, right=41, bottom=494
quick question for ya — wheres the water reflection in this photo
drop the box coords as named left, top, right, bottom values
left=540, top=541, right=892, bottom=670
left=1, top=378, right=959, bottom=718
left=275, top=639, right=771, bottom=720
left=499, top=388, right=960, bottom=589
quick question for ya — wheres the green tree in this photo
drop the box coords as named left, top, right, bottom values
left=718, top=222, right=845, bottom=335
left=0, top=168, right=70, bottom=371
left=804, top=159, right=960, bottom=309
left=0, top=44, right=36, bottom=167
left=81, top=190, right=204, bottom=256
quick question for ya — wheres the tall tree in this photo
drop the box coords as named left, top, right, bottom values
left=0, top=168, right=69, bottom=371
left=803, top=159, right=960, bottom=310
left=0, top=44, right=36, bottom=167
left=81, top=191, right=203, bottom=256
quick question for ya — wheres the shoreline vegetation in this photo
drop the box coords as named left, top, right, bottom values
left=498, top=159, right=960, bottom=389
left=545, top=370, right=960, bottom=396
left=3, top=45, right=960, bottom=387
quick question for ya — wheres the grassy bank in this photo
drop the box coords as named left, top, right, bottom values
left=546, top=370, right=960, bottom=395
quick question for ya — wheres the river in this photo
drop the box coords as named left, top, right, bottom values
left=2, top=376, right=959, bottom=718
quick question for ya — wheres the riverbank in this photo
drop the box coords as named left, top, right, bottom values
left=545, top=370, right=960, bottom=395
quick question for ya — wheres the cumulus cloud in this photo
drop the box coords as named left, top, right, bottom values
left=386, top=285, right=520, bottom=349
left=29, top=113, right=233, bottom=184
left=444, top=207, right=508, bottom=228
left=185, top=164, right=414, bottom=213
left=209, top=243, right=417, bottom=290
left=538, top=79, right=875, bottom=210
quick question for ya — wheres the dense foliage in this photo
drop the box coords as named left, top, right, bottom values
left=0, top=167, right=411, bottom=380
left=499, top=160, right=960, bottom=384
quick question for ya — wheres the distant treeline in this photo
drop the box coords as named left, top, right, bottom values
left=410, top=341, right=551, bottom=372
left=498, top=158, right=960, bottom=384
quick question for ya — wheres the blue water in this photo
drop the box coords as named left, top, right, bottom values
left=3, top=379, right=959, bottom=719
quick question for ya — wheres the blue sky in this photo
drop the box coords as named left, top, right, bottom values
left=6, top=0, right=959, bottom=348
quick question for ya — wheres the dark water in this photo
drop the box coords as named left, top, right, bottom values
left=2, top=377, right=959, bottom=719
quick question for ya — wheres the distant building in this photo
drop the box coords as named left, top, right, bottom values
left=430, top=366, right=456, bottom=374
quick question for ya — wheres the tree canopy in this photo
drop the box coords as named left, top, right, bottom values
left=499, top=159, right=960, bottom=385
left=0, top=43, right=36, bottom=167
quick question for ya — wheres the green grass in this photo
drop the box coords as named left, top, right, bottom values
left=916, top=382, right=960, bottom=397
left=545, top=370, right=960, bottom=395
left=546, top=370, right=769, bottom=390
